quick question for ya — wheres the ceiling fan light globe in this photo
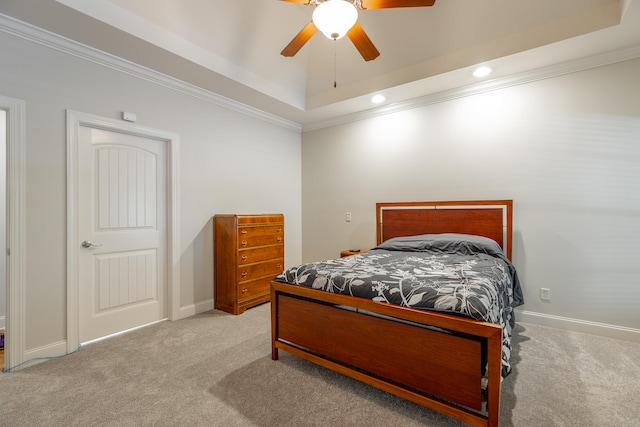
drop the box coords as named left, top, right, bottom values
left=313, top=0, right=358, bottom=40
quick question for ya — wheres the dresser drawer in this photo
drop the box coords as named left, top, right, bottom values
left=237, top=276, right=272, bottom=300
left=239, top=245, right=284, bottom=265
left=236, top=214, right=283, bottom=226
left=238, top=258, right=284, bottom=282
left=237, top=225, right=284, bottom=248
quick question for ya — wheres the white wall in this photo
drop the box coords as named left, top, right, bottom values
left=301, top=57, right=640, bottom=335
left=0, top=28, right=302, bottom=352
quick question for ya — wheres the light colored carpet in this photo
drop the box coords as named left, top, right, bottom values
left=0, top=303, right=638, bottom=426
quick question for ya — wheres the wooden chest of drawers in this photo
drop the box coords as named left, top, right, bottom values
left=214, top=214, right=284, bottom=314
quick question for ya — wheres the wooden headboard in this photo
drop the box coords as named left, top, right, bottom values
left=376, top=200, right=513, bottom=260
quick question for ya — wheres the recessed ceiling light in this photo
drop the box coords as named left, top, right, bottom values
left=473, top=66, right=492, bottom=78
left=371, top=94, right=386, bottom=104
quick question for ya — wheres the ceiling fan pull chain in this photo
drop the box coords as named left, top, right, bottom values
left=334, top=40, right=337, bottom=88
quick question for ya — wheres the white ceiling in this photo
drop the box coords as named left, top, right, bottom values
left=1, top=0, right=640, bottom=128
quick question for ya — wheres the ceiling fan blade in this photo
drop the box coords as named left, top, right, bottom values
left=361, top=0, right=436, bottom=9
left=347, top=22, right=380, bottom=61
left=281, top=21, right=318, bottom=57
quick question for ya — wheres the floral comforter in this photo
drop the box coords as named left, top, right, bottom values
left=274, top=233, right=524, bottom=376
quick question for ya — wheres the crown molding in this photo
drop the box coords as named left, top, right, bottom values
left=0, top=13, right=302, bottom=132
left=303, top=43, right=640, bottom=132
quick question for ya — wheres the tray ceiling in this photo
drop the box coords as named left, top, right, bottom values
left=1, top=0, right=639, bottom=127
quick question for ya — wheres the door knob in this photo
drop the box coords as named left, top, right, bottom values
left=81, top=240, right=102, bottom=249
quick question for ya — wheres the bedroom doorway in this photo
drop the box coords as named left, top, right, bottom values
left=0, top=109, right=6, bottom=371
left=66, top=111, right=180, bottom=351
left=0, top=94, right=25, bottom=372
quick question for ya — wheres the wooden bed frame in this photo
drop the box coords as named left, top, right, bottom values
left=271, top=200, right=513, bottom=426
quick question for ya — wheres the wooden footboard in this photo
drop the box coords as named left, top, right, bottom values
left=271, top=281, right=503, bottom=427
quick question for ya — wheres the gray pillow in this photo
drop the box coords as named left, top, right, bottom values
left=372, top=233, right=504, bottom=258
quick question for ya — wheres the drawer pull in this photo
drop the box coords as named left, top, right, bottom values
left=277, top=237, right=282, bottom=242
left=277, top=228, right=282, bottom=233
left=241, top=287, right=249, bottom=293
left=241, top=230, right=247, bottom=235
left=241, top=240, right=248, bottom=246
left=241, top=271, right=248, bottom=277
left=278, top=264, right=283, bottom=269
left=241, top=255, right=248, bottom=261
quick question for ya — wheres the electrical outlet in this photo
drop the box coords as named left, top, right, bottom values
left=346, top=212, right=352, bottom=222
left=540, top=288, right=551, bottom=301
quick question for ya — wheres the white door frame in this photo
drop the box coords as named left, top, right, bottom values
left=1, top=95, right=26, bottom=371
left=66, top=110, right=180, bottom=352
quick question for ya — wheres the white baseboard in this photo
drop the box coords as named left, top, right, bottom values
left=516, top=309, right=640, bottom=343
left=177, top=298, right=214, bottom=319
left=6, top=340, right=68, bottom=371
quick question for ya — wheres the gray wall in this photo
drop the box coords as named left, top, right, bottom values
left=0, top=28, right=302, bottom=352
left=301, top=57, right=640, bottom=334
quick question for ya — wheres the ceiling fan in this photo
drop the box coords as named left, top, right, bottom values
left=280, top=0, right=437, bottom=61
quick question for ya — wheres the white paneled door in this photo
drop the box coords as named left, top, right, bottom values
left=78, top=126, right=167, bottom=343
